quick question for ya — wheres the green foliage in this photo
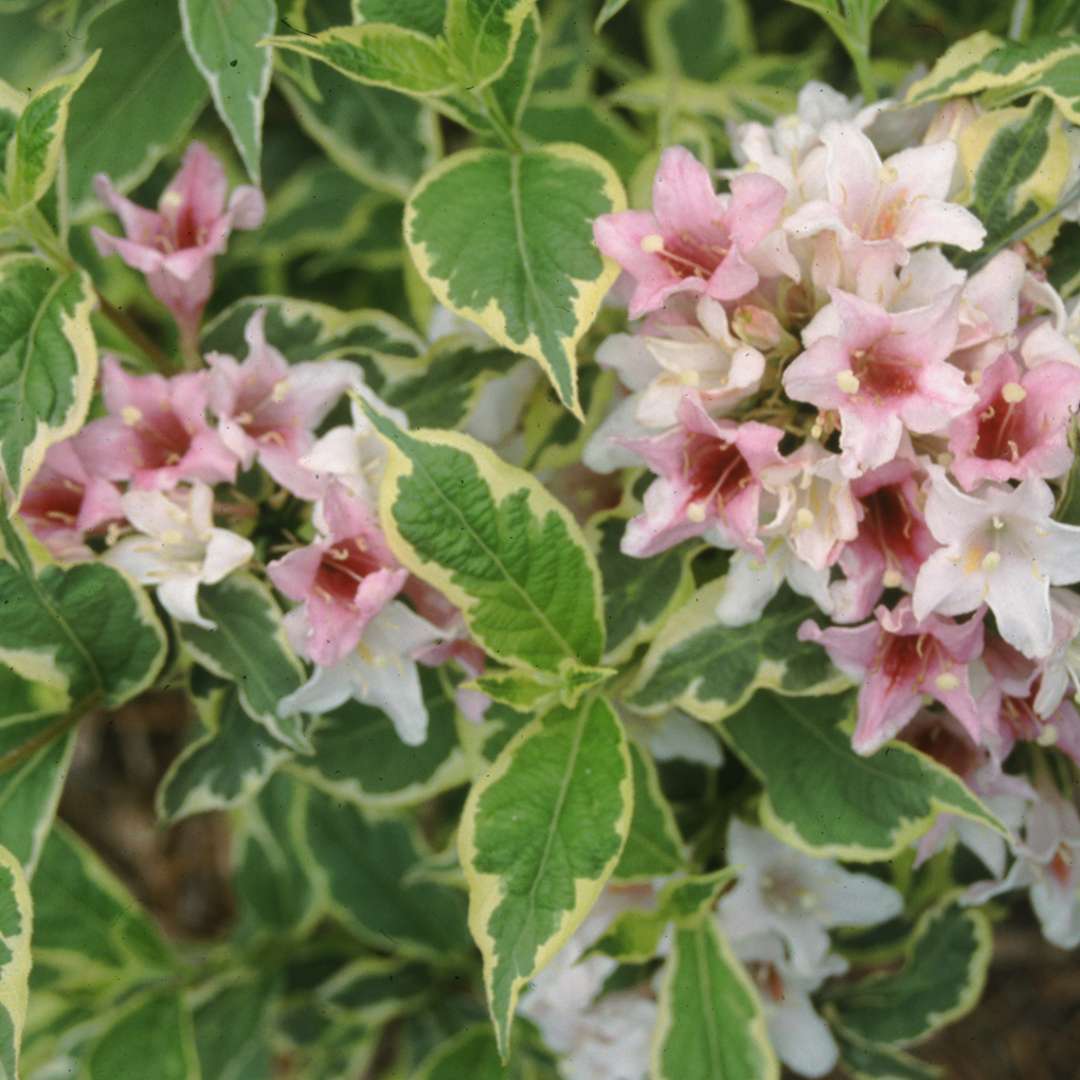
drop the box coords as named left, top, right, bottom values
left=0, top=844, right=31, bottom=1079
left=459, top=696, right=632, bottom=1056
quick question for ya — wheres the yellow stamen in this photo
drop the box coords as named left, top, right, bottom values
left=836, top=370, right=860, bottom=395
left=1001, top=382, right=1026, bottom=404
left=640, top=233, right=665, bottom=253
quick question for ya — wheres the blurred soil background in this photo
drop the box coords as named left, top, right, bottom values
left=60, top=694, right=1080, bottom=1080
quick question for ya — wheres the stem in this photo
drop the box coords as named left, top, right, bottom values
left=479, top=87, right=521, bottom=153
left=847, top=39, right=878, bottom=103
left=96, top=290, right=179, bottom=373
left=1009, top=0, right=1030, bottom=40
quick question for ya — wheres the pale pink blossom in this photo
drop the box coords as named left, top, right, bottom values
left=593, top=146, right=791, bottom=318
left=947, top=352, right=1080, bottom=490
left=620, top=397, right=787, bottom=557
left=18, top=438, right=123, bottom=560
left=783, top=288, right=974, bottom=475
left=784, top=122, right=985, bottom=257
left=78, top=358, right=237, bottom=491
left=799, top=600, right=985, bottom=753
left=206, top=309, right=359, bottom=498
left=92, top=142, right=265, bottom=352
left=913, top=468, right=1080, bottom=658
left=267, top=484, right=406, bottom=668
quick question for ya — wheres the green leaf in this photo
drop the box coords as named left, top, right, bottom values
left=0, top=844, right=31, bottom=1080
left=592, top=510, right=697, bottom=665
left=156, top=683, right=292, bottom=824
left=835, top=1027, right=943, bottom=1080
left=0, top=255, right=97, bottom=504
left=267, top=23, right=458, bottom=95
left=287, top=667, right=468, bottom=808
left=353, top=0, right=447, bottom=34
left=487, top=7, right=540, bottom=130
left=629, top=580, right=848, bottom=721
left=231, top=773, right=320, bottom=939
left=520, top=95, right=648, bottom=186
left=458, top=696, right=632, bottom=1056
left=831, top=898, right=992, bottom=1046
left=277, top=60, right=441, bottom=199
left=645, top=0, right=753, bottom=81
left=415, top=1024, right=534, bottom=1079
left=319, top=956, right=431, bottom=1025
left=304, top=784, right=472, bottom=956
left=0, top=667, right=72, bottom=873
left=657, top=868, right=740, bottom=923
left=66, top=0, right=208, bottom=219
left=84, top=990, right=200, bottom=1080
left=0, top=513, right=166, bottom=710
left=443, top=0, right=534, bottom=91
left=367, top=409, right=607, bottom=677
left=5, top=52, right=97, bottom=209
left=960, top=95, right=1070, bottom=257
left=652, top=917, right=778, bottom=1080
left=595, top=0, right=632, bottom=31
left=382, top=335, right=520, bottom=430
left=907, top=33, right=1080, bottom=124
left=405, top=144, right=625, bottom=416
left=192, top=972, right=278, bottom=1080
left=31, top=824, right=173, bottom=990
left=180, top=0, right=275, bottom=181
left=201, top=295, right=424, bottom=387
left=179, top=573, right=310, bottom=753
left=613, top=740, right=687, bottom=881
left=722, top=692, right=1006, bottom=861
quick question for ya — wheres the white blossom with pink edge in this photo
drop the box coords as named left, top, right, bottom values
left=718, top=819, right=902, bottom=976
left=913, top=467, right=1080, bottom=659
left=91, top=142, right=264, bottom=354
left=104, top=483, right=253, bottom=629
left=278, top=600, right=444, bottom=747
left=267, top=484, right=407, bottom=669
left=206, top=309, right=361, bottom=499
left=78, top=357, right=238, bottom=491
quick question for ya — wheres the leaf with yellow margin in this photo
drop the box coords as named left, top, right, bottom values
left=405, top=143, right=625, bottom=417
left=0, top=843, right=32, bottom=1079
left=458, top=695, right=632, bottom=1057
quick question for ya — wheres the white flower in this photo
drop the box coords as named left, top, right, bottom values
left=625, top=709, right=724, bottom=767
left=718, top=819, right=903, bottom=975
left=913, top=467, right=1080, bottom=658
left=278, top=601, right=443, bottom=746
left=105, top=483, right=253, bottom=629
left=714, top=541, right=837, bottom=627
left=733, top=932, right=847, bottom=1079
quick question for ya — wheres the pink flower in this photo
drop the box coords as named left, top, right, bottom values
left=947, top=352, right=1080, bottom=491
left=785, top=123, right=985, bottom=256
left=783, top=288, right=975, bottom=475
left=17, top=438, right=124, bottom=560
left=91, top=142, right=265, bottom=351
left=799, top=600, right=985, bottom=754
left=78, top=358, right=237, bottom=491
left=206, top=310, right=359, bottom=499
left=593, top=146, right=790, bottom=318
left=267, top=484, right=407, bottom=668
left=620, top=396, right=787, bottom=558
left=834, top=458, right=938, bottom=621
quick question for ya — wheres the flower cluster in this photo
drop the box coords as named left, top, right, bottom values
left=589, top=83, right=1080, bottom=948
left=20, top=144, right=481, bottom=746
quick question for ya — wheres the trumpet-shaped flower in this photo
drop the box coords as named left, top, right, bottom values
left=784, top=122, right=985, bottom=256
left=714, top=541, right=838, bottom=627
left=912, top=468, right=1080, bottom=658
left=718, top=819, right=902, bottom=975
left=620, top=397, right=787, bottom=557
left=947, top=352, right=1080, bottom=490
left=79, top=358, right=237, bottom=490
left=799, top=600, right=985, bottom=753
left=783, top=288, right=974, bottom=475
left=593, top=146, right=791, bottom=318
left=207, top=309, right=359, bottom=498
left=279, top=600, right=444, bottom=746
left=104, top=483, right=253, bottom=629
left=267, top=484, right=406, bottom=668
left=91, top=142, right=265, bottom=349
left=18, top=438, right=123, bottom=560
